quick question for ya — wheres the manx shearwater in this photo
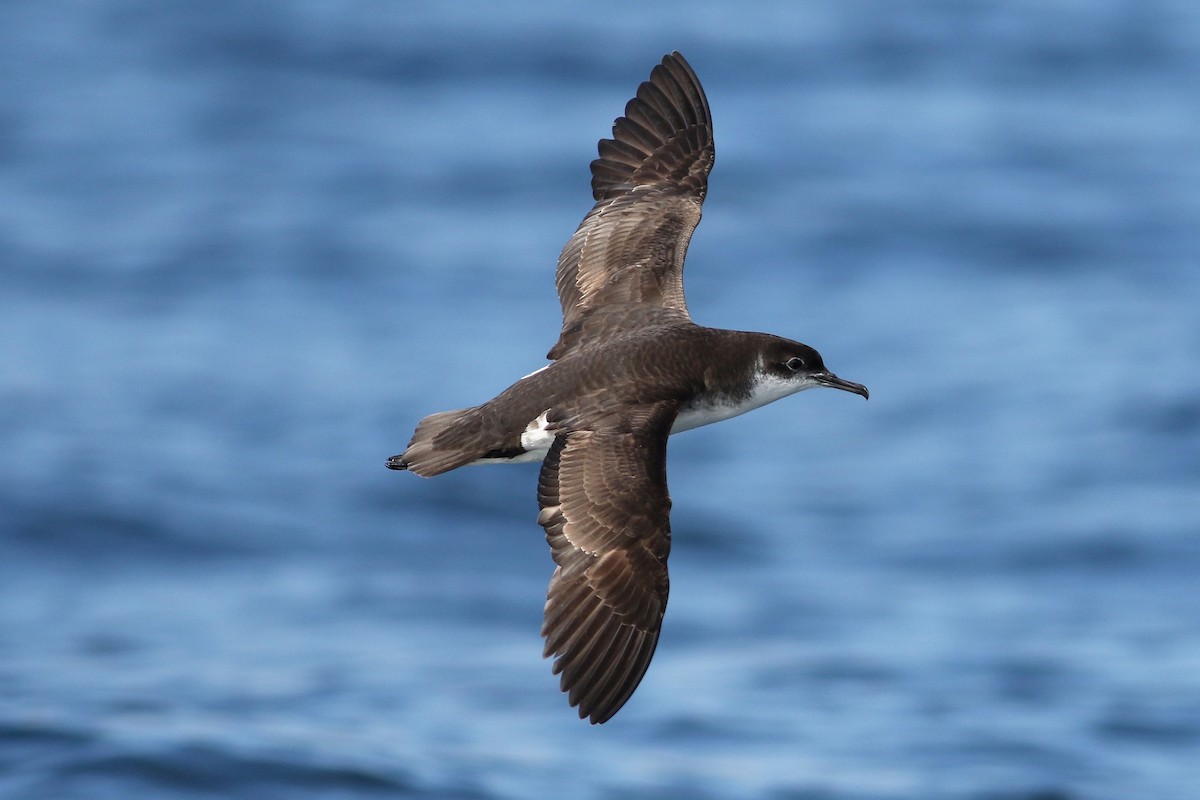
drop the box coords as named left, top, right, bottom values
left=387, top=52, right=868, bottom=724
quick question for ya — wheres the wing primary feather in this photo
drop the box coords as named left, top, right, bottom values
left=588, top=632, right=659, bottom=724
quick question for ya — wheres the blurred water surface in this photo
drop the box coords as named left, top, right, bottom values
left=2, top=2, right=1199, bottom=799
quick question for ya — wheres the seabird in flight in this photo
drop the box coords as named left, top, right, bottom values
left=388, top=52, right=868, bottom=723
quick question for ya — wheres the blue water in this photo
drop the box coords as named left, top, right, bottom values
left=2, top=1, right=1199, bottom=798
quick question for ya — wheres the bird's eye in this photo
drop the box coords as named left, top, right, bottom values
left=786, top=357, right=805, bottom=372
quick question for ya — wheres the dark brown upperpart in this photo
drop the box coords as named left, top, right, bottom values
left=393, top=324, right=787, bottom=478
left=491, top=325, right=779, bottom=434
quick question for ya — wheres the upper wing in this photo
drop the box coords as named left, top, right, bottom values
left=548, top=52, right=714, bottom=360
left=535, top=402, right=678, bottom=723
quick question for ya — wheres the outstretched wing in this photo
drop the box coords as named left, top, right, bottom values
left=536, top=402, right=678, bottom=723
left=548, top=52, right=714, bottom=360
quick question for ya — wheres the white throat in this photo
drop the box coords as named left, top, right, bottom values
left=671, top=363, right=814, bottom=434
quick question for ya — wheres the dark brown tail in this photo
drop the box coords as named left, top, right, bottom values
left=386, top=407, right=486, bottom=477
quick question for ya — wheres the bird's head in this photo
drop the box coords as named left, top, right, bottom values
left=760, top=338, right=869, bottom=400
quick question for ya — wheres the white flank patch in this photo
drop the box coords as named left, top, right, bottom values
left=520, top=410, right=554, bottom=453
left=467, top=410, right=554, bottom=466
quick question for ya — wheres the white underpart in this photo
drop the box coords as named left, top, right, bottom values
left=673, top=366, right=817, bottom=433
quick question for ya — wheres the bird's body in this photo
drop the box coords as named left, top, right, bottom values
left=395, top=324, right=855, bottom=476
left=388, top=53, right=867, bottom=724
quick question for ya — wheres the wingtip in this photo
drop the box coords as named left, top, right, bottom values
left=662, top=51, right=693, bottom=71
left=586, top=709, right=610, bottom=725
